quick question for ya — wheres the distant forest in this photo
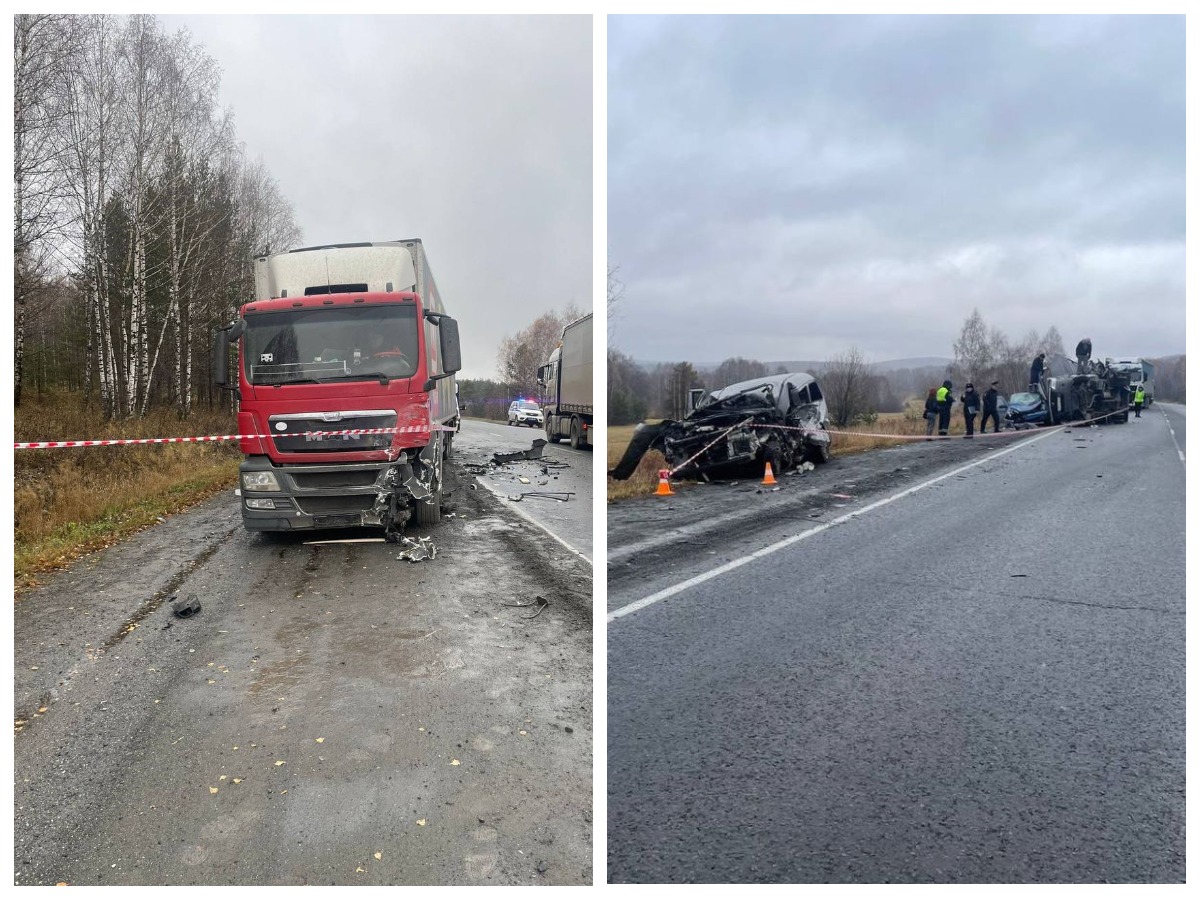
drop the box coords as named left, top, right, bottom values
left=608, top=309, right=1185, bottom=426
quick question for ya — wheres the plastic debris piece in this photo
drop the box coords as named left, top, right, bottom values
left=172, top=595, right=202, bottom=619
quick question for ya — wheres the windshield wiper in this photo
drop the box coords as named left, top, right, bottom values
left=264, top=377, right=332, bottom=386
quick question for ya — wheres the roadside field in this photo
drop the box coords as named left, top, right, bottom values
left=14, top=393, right=241, bottom=587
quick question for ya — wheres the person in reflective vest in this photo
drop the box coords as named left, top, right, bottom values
left=936, top=380, right=953, bottom=436
left=1134, top=385, right=1145, bottom=418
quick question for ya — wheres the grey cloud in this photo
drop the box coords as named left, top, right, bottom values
left=610, top=15, right=1183, bottom=365
left=163, top=14, right=591, bottom=379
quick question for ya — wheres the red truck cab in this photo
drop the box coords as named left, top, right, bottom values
left=213, top=241, right=460, bottom=535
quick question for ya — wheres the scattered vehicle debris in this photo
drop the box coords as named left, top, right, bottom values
left=609, top=373, right=832, bottom=481
left=501, top=596, right=549, bottom=619
left=171, top=595, right=202, bottom=619
left=492, top=439, right=548, bottom=464
left=396, top=536, right=437, bottom=563
left=507, top=491, right=576, bottom=503
left=304, top=537, right=387, bottom=544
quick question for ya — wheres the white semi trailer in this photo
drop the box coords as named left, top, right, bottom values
left=538, top=312, right=593, bottom=449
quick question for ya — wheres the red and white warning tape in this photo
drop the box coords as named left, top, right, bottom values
left=14, top=424, right=455, bottom=450
left=662, top=410, right=1121, bottom=478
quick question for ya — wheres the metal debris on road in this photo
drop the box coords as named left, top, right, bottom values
left=304, top=537, right=386, bottom=544
left=396, top=536, right=437, bottom=563
left=506, top=492, right=575, bottom=503
left=171, top=594, right=202, bottom=619
left=492, top=439, right=548, bottom=464
left=501, top=596, right=549, bottom=619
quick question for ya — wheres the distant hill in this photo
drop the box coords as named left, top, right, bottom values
left=868, top=357, right=953, bottom=373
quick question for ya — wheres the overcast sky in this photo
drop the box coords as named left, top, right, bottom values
left=161, top=14, right=592, bottom=380
left=608, top=15, right=1185, bottom=367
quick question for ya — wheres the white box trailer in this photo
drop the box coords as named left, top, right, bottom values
left=538, top=312, right=593, bottom=448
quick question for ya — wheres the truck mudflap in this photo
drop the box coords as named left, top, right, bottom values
left=240, top=435, right=444, bottom=535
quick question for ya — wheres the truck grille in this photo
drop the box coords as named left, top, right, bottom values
left=269, top=411, right=397, bottom=453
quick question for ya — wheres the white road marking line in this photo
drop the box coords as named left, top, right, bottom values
left=608, top=427, right=1064, bottom=623
left=1160, top=407, right=1185, bottom=462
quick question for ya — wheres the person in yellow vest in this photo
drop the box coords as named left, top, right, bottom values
left=1133, top=385, right=1145, bottom=418
left=936, top=380, right=953, bottom=436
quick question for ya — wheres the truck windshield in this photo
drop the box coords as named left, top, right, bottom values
left=244, top=304, right=419, bottom=386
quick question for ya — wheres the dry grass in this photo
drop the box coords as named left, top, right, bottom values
left=14, top=392, right=243, bottom=588
left=606, top=402, right=971, bottom=502
left=606, top=424, right=672, bottom=501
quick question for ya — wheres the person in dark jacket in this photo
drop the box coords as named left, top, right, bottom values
left=960, top=383, right=980, bottom=437
left=1029, top=353, right=1046, bottom=391
left=923, top=387, right=938, bottom=439
left=980, top=381, right=1001, bottom=433
left=936, top=380, right=953, bottom=436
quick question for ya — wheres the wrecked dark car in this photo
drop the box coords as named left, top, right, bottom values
left=609, top=373, right=831, bottom=481
left=1004, top=391, right=1049, bottom=428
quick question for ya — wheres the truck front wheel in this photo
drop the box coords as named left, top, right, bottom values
left=546, top=417, right=562, bottom=444
left=414, top=438, right=444, bottom=525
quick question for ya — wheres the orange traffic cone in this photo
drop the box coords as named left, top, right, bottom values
left=762, top=461, right=778, bottom=486
left=655, top=469, right=674, bottom=496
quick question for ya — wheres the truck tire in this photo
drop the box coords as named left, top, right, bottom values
left=546, top=418, right=561, bottom=444
left=569, top=417, right=583, bottom=449
left=414, top=438, right=443, bottom=525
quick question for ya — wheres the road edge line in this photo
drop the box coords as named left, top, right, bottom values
left=472, top=473, right=593, bottom=566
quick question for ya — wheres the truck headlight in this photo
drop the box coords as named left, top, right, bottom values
left=242, top=471, right=282, bottom=492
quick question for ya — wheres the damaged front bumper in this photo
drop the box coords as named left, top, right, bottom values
left=239, top=449, right=439, bottom=533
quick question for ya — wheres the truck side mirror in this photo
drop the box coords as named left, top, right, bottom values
left=438, top=316, right=462, bottom=374
left=536, top=364, right=549, bottom=387
left=212, top=328, right=231, bottom=387
left=212, top=319, right=245, bottom=389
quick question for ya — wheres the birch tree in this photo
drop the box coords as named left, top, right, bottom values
left=14, top=13, right=75, bottom=406
left=60, top=15, right=122, bottom=416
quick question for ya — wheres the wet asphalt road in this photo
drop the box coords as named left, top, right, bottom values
left=453, top=418, right=593, bottom=561
left=608, top=409, right=1185, bottom=883
left=15, top=456, right=593, bottom=886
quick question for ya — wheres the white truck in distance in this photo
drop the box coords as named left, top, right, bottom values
left=1105, top=357, right=1154, bottom=407
left=538, top=312, right=593, bottom=449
